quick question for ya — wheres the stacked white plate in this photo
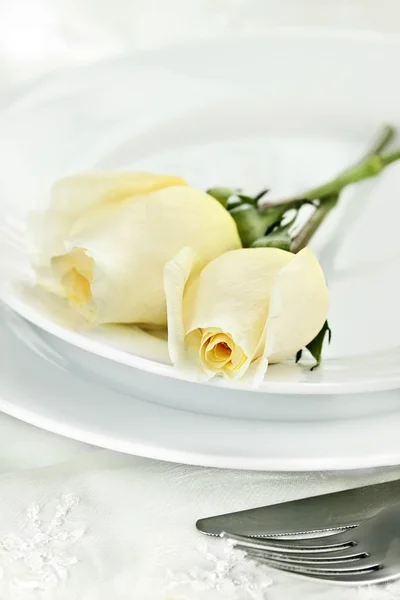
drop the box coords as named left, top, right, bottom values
left=1, top=30, right=400, bottom=470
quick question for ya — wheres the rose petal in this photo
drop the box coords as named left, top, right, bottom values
left=31, top=171, right=187, bottom=265
left=165, top=247, right=294, bottom=382
left=163, top=246, right=206, bottom=380
left=184, top=248, right=293, bottom=359
left=48, top=186, right=242, bottom=325
left=265, top=247, right=330, bottom=363
left=51, top=171, right=187, bottom=214
left=165, top=246, right=329, bottom=387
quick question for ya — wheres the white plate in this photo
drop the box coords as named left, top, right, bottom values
left=1, top=31, right=400, bottom=405
left=1, top=305, right=400, bottom=471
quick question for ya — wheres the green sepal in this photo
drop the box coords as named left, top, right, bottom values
left=305, top=321, right=332, bottom=370
left=250, top=230, right=292, bottom=251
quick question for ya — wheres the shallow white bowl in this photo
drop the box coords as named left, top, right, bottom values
left=1, top=30, right=400, bottom=415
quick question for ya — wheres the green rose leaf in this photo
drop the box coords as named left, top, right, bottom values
left=250, top=230, right=292, bottom=251
left=226, top=194, right=245, bottom=210
left=296, top=320, right=332, bottom=370
left=237, top=193, right=257, bottom=205
left=207, top=187, right=239, bottom=208
left=230, top=204, right=290, bottom=247
left=254, top=188, right=270, bottom=202
left=229, top=204, right=268, bottom=247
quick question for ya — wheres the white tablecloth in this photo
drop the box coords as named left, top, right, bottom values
left=2, top=2, right=400, bottom=598
left=1, top=414, right=400, bottom=600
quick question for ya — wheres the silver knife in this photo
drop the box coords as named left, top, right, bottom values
left=196, top=479, right=400, bottom=538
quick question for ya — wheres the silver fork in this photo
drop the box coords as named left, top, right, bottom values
left=222, top=502, right=400, bottom=585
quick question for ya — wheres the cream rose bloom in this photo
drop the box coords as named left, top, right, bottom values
left=164, top=246, right=329, bottom=386
left=31, top=172, right=241, bottom=326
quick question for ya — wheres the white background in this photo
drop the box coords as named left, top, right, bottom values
left=2, top=0, right=400, bottom=86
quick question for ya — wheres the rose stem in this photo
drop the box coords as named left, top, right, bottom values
left=290, top=194, right=338, bottom=253
left=292, top=149, right=400, bottom=201
left=290, top=125, right=397, bottom=252
left=259, top=124, right=396, bottom=211
left=358, top=123, right=395, bottom=159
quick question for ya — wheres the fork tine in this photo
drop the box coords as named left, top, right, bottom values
left=247, top=552, right=381, bottom=579
left=236, top=546, right=367, bottom=563
left=244, top=549, right=379, bottom=574
left=299, top=568, right=400, bottom=586
left=222, top=531, right=354, bottom=553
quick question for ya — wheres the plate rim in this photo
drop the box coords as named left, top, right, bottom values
left=2, top=305, right=400, bottom=472
left=3, top=293, right=400, bottom=396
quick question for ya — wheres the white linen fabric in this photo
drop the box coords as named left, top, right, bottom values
left=0, top=413, right=400, bottom=600
left=2, top=1, right=400, bottom=598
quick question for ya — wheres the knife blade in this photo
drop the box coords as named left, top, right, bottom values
left=196, top=478, right=400, bottom=538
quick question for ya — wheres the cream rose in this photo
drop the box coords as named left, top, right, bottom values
left=31, top=172, right=242, bottom=326
left=164, top=246, right=329, bottom=386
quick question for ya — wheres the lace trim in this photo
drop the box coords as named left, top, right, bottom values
left=0, top=494, right=84, bottom=593
left=166, top=539, right=272, bottom=599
